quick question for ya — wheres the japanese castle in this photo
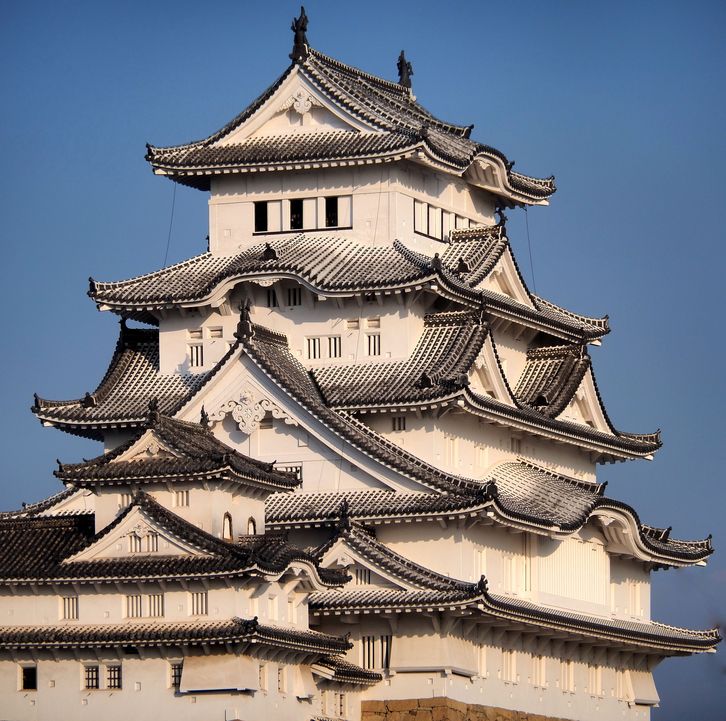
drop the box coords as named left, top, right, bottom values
left=1, top=9, right=718, bottom=721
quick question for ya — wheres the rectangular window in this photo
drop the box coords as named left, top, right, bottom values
left=354, top=567, right=371, bottom=585
left=188, top=329, right=203, bottom=341
left=380, top=635, right=392, bottom=671
left=208, top=326, right=223, bottom=339
left=61, top=595, right=79, bottom=620
left=287, top=599, right=296, bottom=624
left=268, top=596, right=278, bottom=621
left=107, top=665, right=122, bottom=690
left=125, top=594, right=143, bottom=618
left=287, top=287, right=302, bottom=306
left=346, top=319, right=360, bottom=330
left=254, top=201, right=268, bottom=233
left=84, top=665, right=100, bottom=690
left=170, top=662, right=183, bottom=691
left=391, top=415, right=406, bottom=432
left=428, top=205, right=443, bottom=239
left=174, top=490, right=190, bottom=507
left=258, top=662, right=267, bottom=691
left=190, top=591, right=208, bottom=616
left=148, top=593, right=164, bottom=618
left=615, top=669, right=626, bottom=701
left=146, top=532, right=159, bottom=552
left=366, top=317, right=380, bottom=329
left=325, top=196, right=339, bottom=227
left=533, top=655, right=546, bottom=688
left=510, top=437, right=522, bottom=454
left=328, top=335, right=342, bottom=358
left=276, top=463, right=303, bottom=481
left=289, top=198, right=303, bottom=230
left=560, top=659, right=575, bottom=693
left=588, top=664, right=603, bottom=697
left=21, top=666, right=37, bottom=691
left=128, top=534, right=142, bottom=553
left=362, top=635, right=375, bottom=669
left=414, top=199, right=427, bottom=235
left=366, top=333, right=381, bottom=356
left=189, top=344, right=203, bottom=368
left=306, top=337, right=321, bottom=360
left=478, top=644, right=487, bottom=677
left=277, top=665, right=286, bottom=693
left=119, top=492, right=132, bottom=509
left=266, top=288, right=278, bottom=308
left=502, top=649, right=517, bottom=683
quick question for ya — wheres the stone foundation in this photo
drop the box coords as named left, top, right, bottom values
left=362, top=698, right=573, bottom=721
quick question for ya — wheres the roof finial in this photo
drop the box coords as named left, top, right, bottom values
left=290, top=6, right=309, bottom=63
left=147, top=397, right=160, bottom=426
left=397, top=50, right=413, bottom=89
left=200, top=405, right=210, bottom=429
left=234, top=298, right=254, bottom=341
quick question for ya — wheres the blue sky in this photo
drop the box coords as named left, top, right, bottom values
left=1, top=1, right=724, bottom=717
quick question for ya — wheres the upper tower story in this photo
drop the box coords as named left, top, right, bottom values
left=145, top=11, right=555, bottom=257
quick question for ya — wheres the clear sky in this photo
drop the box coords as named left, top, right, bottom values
left=1, top=1, right=724, bottom=717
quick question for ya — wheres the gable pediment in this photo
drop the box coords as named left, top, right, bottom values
left=64, top=505, right=211, bottom=564
left=113, top=428, right=179, bottom=463
left=320, top=537, right=407, bottom=591
left=557, top=367, right=613, bottom=434
left=476, top=247, right=534, bottom=307
left=217, top=71, right=375, bottom=145
left=468, top=335, right=516, bottom=405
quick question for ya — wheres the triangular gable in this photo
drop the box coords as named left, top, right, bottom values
left=319, top=536, right=409, bottom=591
left=557, top=367, right=613, bottom=434
left=64, top=505, right=211, bottom=563
left=176, top=346, right=432, bottom=494
left=112, top=428, right=180, bottom=463
left=218, top=70, right=376, bottom=145
left=468, top=334, right=516, bottom=405
left=476, top=247, right=534, bottom=307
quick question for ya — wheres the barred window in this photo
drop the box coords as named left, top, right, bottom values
left=588, top=664, right=603, bottom=697
left=306, top=337, right=321, bottom=360
left=61, top=595, right=79, bottom=620
left=354, top=567, right=371, bottom=585
left=560, top=659, right=575, bottom=693
left=190, top=591, right=208, bottom=616
left=128, top=533, right=142, bottom=553
left=266, top=288, right=278, bottom=308
left=502, top=649, right=517, bottom=683
left=366, top=333, right=381, bottom=356
left=107, top=665, right=122, bottom=690
left=174, top=490, right=190, bottom=507
left=84, top=665, right=100, bottom=690
left=361, top=634, right=391, bottom=670
left=391, top=416, right=406, bottom=432
left=146, top=532, right=159, bottom=552
left=287, top=287, right=302, bottom=306
left=532, top=654, right=546, bottom=688
left=170, top=662, right=183, bottom=690
left=328, top=335, right=342, bottom=358
left=125, top=594, right=143, bottom=618
left=147, top=593, right=164, bottom=618
left=188, top=344, right=203, bottom=368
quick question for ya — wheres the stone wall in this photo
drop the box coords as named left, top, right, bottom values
left=362, top=698, right=574, bottom=721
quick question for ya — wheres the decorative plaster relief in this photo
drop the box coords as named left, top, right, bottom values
left=209, top=390, right=297, bottom=434
left=280, top=89, right=322, bottom=117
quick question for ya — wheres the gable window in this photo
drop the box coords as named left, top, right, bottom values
left=391, top=416, right=406, bottom=432
left=128, top=533, right=142, bottom=553
left=84, top=665, right=100, bottom=690
left=20, top=665, right=37, bottom=691
left=146, top=532, right=159, bottom=552
left=287, top=287, right=302, bottom=306
left=254, top=201, right=269, bottom=233
left=61, top=595, right=79, bottom=620
left=170, top=662, right=183, bottom=691
left=222, top=513, right=233, bottom=541
left=354, top=567, right=371, bottom=585
left=289, top=198, right=304, bottom=230
left=190, top=591, right=208, bottom=616
left=266, top=287, right=278, bottom=308
left=366, top=333, right=381, bottom=356
left=247, top=517, right=257, bottom=535
left=328, top=335, right=342, bottom=358
left=125, top=594, right=143, bottom=618
left=306, top=337, right=321, bottom=360
left=107, top=665, right=122, bottom=690
left=325, top=196, right=339, bottom=227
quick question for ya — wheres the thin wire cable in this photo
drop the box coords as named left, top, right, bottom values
left=162, top=183, right=177, bottom=268
left=524, top=206, right=537, bottom=295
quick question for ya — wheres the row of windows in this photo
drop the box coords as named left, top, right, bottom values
left=304, top=332, right=381, bottom=360
left=266, top=287, right=303, bottom=308
left=20, top=664, right=122, bottom=691
left=254, top=195, right=351, bottom=233
left=413, top=199, right=479, bottom=241
left=58, top=592, right=202, bottom=621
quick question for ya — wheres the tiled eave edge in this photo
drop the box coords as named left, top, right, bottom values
left=308, top=589, right=720, bottom=655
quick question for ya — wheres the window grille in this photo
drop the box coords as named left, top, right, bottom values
left=125, top=594, right=143, bottom=618
left=306, top=337, right=321, bottom=360
left=287, top=287, right=302, bottom=306
left=362, top=635, right=375, bottom=669
left=510, top=437, right=522, bottom=454
left=366, top=317, right=380, bottom=328
left=62, top=595, right=79, bottom=620
left=147, top=593, right=164, bottom=617
left=391, top=416, right=406, bottom=431
left=170, top=662, right=183, bottom=690
left=615, top=669, right=626, bottom=700
left=366, top=333, right=381, bottom=356
left=128, top=534, right=142, bottom=553
left=354, top=567, right=371, bottom=585
left=266, top=288, right=278, bottom=308
left=190, top=591, right=208, bottom=616
left=328, top=335, right=342, bottom=358
left=84, top=665, right=100, bottom=690
left=361, top=635, right=391, bottom=669
left=174, top=490, right=190, bottom=507
left=146, top=532, right=159, bottom=552
left=325, top=196, right=339, bottom=227
left=107, top=665, right=122, bottom=690
left=21, top=666, right=37, bottom=691
left=119, top=492, right=132, bottom=509
left=188, top=329, right=203, bottom=340
left=189, top=344, right=203, bottom=367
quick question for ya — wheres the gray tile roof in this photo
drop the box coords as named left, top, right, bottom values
left=145, top=48, right=555, bottom=203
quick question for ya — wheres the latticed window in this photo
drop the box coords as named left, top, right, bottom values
left=61, top=595, right=78, bottom=620
left=328, top=335, right=342, bottom=358
left=366, top=333, right=381, bottom=356
left=125, top=594, right=143, bottom=618
left=170, top=662, right=183, bottom=690
left=147, top=593, right=164, bottom=617
left=354, top=567, right=371, bottom=585
left=84, top=665, right=100, bottom=689
left=287, top=287, right=302, bottom=306
left=190, top=591, right=208, bottom=616
left=107, top=665, right=122, bottom=689
left=361, top=635, right=391, bottom=670
left=188, top=344, right=203, bottom=367
left=306, top=337, right=321, bottom=360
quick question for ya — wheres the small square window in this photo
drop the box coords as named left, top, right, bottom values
left=190, top=591, right=208, bottom=616
left=174, top=490, right=190, bottom=507
left=125, top=594, right=143, bottom=618
left=366, top=317, right=380, bottom=328
left=188, top=329, right=203, bottom=340
left=346, top=319, right=360, bottom=330
left=61, top=595, right=79, bottom=620
left=21, top=666, right=37, bottom=691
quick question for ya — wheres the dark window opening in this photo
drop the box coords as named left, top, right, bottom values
left=266, top=288, right=278, bottom=308
left=325, top=196, right=339, bottom=227
left=21, top=666, right=37, bottom=691
left=254, top=202, right=268, bottom=233
left=290, top=199, right=304, bottom=230
left=171, top=662, right=183, bottom=690
left=85, top=665, right=100, bottom=690
left=107, top=665, right=122, bottom=689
